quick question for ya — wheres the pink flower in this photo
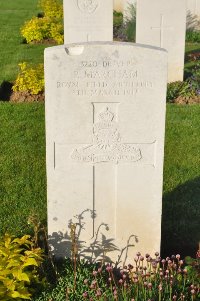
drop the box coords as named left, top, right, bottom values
left=96, top=289, right=102, bottom=296
left=106, top=265, right=113, bottom=272
left=83, top=292, right=88, bottom=298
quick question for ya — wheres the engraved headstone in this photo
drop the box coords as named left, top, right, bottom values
left=136, top=0, right=186, bottom=83
left=45, top=42, right=167, bottom=264
left=64, top=0, right=113, bottom=43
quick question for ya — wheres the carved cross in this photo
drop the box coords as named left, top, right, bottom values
left=69, top=103, right=156, bottom=238
left=151, top=14, right=173, bottom=48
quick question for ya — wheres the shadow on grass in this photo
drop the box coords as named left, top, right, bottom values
left=161, top=176, right=200, bottom=258
left=0, top=81, right=13, bottom=101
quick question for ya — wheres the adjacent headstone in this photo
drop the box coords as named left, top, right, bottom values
left=64, top=0, right=113, bottom=43
left=187, top=0, right=200, bottom=30
left=187, top=0, right=200, bottom=18
left=136, top=0, right=186, bottom=83
left=45, top=42, right=167, bottom=264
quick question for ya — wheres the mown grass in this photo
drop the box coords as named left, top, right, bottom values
left=0, top=103, right=200, bottom=258
left=0, top=103, right=46, bottom=236
left=0, top=0, right=46, bottom=84
left=162, top=104, right=200, bottom=257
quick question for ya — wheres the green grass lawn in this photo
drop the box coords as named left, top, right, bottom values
left=0, top=0, right=46, bottom=84
left=0, top=103, right=200, bottom=258
left=0, top=103, right=46, bottom=236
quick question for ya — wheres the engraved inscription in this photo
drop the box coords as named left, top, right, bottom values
left=77, top=0, right=98, bottom=13
left=56, top=59, right=154, bottom=97
left=71, top=107, right=142, bottom=164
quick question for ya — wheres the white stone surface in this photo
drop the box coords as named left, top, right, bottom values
left=136, top=0, right=186, bottom=83
left=187, top=0, right=200, bottom=17
left=187, top=0, right=200, bottom=29
left=45, top=42, right=167, bottom=264
left=64, top=0, right=113, bottom=43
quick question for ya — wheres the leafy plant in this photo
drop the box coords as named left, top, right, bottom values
left=167, top=81, right=196, bottom=103
left=21, top=17, right=63, bottom=44
left=0, top=233, right=44, bottom=300
left=113, top=10, right=124, bottom=40
left=33, top=253, right=200, bottom=301
left=186, top=30, right=200, bottom=43
left=12, top=62, right=44, bottom=95
left=39, top=0, right=63, bottom=19
left=123, top=4, right=136, bottom=42
left=21, top=0, right=63, bottom=44
left=187, top=63, right=200, bottom=96
left=167, top=63, right=200, bottom=103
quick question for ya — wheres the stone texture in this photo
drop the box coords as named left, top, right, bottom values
left=136, top=0, right=186, bottom=83
left=45, top=42, right=167, bottom=264
left=187, top=0, right=200, bottom=30
left=64, top=0, right=113, bottom=43
left=187, top=0, right=200, bottom=17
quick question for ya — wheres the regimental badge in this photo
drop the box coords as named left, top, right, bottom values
left=71, top=107, right=142, bottom=164
left=77, top=0, right=99, bottom=13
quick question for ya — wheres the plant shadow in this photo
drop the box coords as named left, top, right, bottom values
left=48, top=208, right=139, bottom=266
left=0, top=81, right=13, bottom=101
left=186, top=11, right=200, bottom=31
left=161, top=176, right=200, bottom=258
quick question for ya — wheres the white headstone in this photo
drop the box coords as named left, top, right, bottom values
left=64, top=0, right=113, bottom=43
left=187, top=0, right=200, bottom=18
left=136, top=0, right=186, bottom=83
left=187, top=0, right=200, bottom=30
left=45, top=42, right=167, bottom=264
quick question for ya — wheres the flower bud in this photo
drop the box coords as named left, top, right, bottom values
left=83, top=292, right=88, bottom=298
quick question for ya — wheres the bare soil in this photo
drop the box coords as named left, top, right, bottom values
left=10, top=91, right=45, bottom=103
left=174, top=95, right=200, bottom=104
